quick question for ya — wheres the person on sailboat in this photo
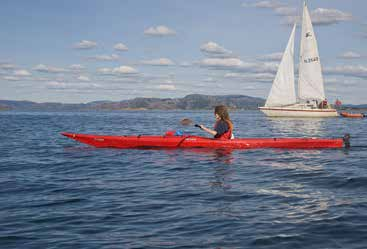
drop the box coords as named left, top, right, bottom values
left=319, top=99, right=328, bottom=109
left=197, top=105, right=234, bottom=139
left=323, top=99, right=328, bottom=108
left=335, top=99, right=342, bottom=108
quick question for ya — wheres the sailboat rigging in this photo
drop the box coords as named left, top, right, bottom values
left=259, top=1, right=338, bottom=117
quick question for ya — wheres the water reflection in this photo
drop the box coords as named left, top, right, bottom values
left=206, top=164, right=244, bottom=220
left=256, top=183, right=331, bottom=223
left=266, top=118, right=327, bottom=137
left=257, top=153, right=331, bottom=223
left=165, top=148, right=235, bottom=165
left=262, top=150, right=324, bottom=169
left=209, top=164, right=234, bottom=191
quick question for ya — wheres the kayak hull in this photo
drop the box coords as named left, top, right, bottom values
left=340, top=112, right=365, bottom=118
left=61, top=132, right=346, bottom=149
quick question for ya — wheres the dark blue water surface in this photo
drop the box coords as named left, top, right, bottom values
left=1, top=110, right=367, bottom=249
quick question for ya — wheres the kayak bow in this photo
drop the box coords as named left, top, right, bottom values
left=61, top=132, right=350, bottom=149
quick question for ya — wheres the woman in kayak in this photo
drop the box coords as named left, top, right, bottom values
left=198, top=105, right=234, bottom=139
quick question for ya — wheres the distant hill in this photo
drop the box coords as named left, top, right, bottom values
left=342, top=104, right=367, bottom=110
left=0, top=94, right=265, bottom=111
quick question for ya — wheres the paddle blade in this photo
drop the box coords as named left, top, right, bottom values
left=180, top=118, right=193, bottom=126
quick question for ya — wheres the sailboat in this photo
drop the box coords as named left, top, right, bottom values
left=259, top=1, right=338, bottom=117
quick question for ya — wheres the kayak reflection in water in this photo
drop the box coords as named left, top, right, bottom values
left=197, top=105, right=235, bottom=139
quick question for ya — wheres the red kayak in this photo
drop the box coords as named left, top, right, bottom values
left=340, top=112, right=365, bottom=118
left=61, top=132, right=350, bottom=149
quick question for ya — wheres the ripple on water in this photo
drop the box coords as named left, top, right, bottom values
left=1, top=111, right=367, bottom=248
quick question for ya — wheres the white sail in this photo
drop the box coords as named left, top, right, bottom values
left=265, top=24, right=296, bottom=107
left=298, top=1, right=325, bottom=101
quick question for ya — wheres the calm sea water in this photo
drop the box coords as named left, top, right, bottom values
left=1, top=110, right=367, bottom=249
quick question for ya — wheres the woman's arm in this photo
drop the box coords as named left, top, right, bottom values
left=198, top=125, right=217, bottom=136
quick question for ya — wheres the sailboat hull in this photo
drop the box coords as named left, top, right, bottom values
left=261, top=3, right=337, bottom=119
left=259, top=106, right=338, bottom=117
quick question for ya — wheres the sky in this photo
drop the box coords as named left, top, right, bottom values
left=1, top=0, right=366, bottom=104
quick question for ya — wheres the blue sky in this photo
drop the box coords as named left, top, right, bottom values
left=1, top=0, right=366, bottom=104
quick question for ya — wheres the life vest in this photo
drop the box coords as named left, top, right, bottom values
left=218, top=129, right=233, bottom=140
left=214, top=120, right=233, bottom=140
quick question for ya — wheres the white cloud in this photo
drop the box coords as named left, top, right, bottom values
left=200, top=41, right=233, bottom=58
left=74, top=40, right=97, bottom=49
left=31, top=76, right=50, bottom=82
left=158, top=84, right=176, bottom=90
left=324, top=77, right=339, bottom=84
left=113, top=66, right=138, bottom=74
left=46, top=82, right=103, bottom=91
left=224, top=72, right=274, bottom=82
left=141, top=58, right=175, bottom=66
left=338, top=51, right=362, bottom=59
left=199, top=58, right=278, bottom=74
left=87, top=54, right=119, bottom=61
left=97, top=68, right=113, bottom=75
left=203, top=77, right=216, bottom=83
left=310, top=8, right=353, bottom=25
left=0, top=63, right=16, bottom=70
left=248, top=1, right=296, bottom=16
left=253, top=1, right=282, bottom=9
left=285, top=8, right=353, bottom=26
left=34, top=64, right=68, bottom=73
left=258, top=62, right=278, bottom=73
left=3, top=76, right=20, bottom=81
left=114, top=43, right=128, bottom=51
left=144, top=25, right=176, bottom=36
left=324, top=65, right=367, bottom=78
left=77, top=75, right=90, bottom=82
left=224, top=72, right=243, bottom=78
left=97, top=66, right=138, bottom=75
left=258, top=52, right=283, bottom=61
left=200, top=58, right=248, bottom=68
left=14, top=69, right=31, bottom=76
left=180, top=62, right=192, bottom=67
left=69, top=64, right=85, bottom=70
left=248, top=1, right=352, bottom=26
left=274, top=6, right=297, bottom=16
left=46, top=81, right=67, bottom=89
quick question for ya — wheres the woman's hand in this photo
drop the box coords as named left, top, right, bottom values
left=198, top=125, right=217, bottom=136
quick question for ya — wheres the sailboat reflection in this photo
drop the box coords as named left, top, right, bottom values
left=267, top=117, right=326, bottom=137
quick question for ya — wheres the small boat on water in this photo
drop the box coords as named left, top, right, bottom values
left=340, top=112, right=365, bottom=118
left=259, top=1, right=338, bottom=117
left=61, top=132, right=350, bottom=150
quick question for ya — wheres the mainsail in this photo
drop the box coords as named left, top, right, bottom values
left=298, top=1, right=325, bottom=101
left=260, top=1, right=338, bottom=117
left=265, top=24, right=296, bottom=107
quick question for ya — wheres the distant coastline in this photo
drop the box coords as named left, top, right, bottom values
left=1, top=94, right=366, bottom=111
left=0, top=94, right=265, bottom=111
